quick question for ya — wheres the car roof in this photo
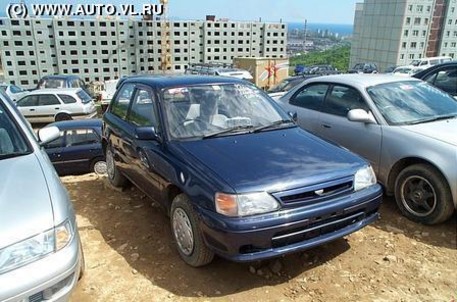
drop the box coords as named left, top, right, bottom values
left=306, top=74, right=421, bottom=88
left=28, top=88, right=83, bottom=94
left=120, top=75, right=246, bottom=89
left=40, top=75, right=82, bottom=80
left=48, top=119, right=102, bottom=129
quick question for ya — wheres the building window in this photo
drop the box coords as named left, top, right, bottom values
left=414, top=18, right=421, bottom=25
left=404, top=30, right=408, bottom=37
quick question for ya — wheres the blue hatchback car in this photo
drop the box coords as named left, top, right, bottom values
left=103, top=76, right=382, bottom=267
left=43, top=119, right=105, bottom=176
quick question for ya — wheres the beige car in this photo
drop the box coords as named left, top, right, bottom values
left=16, top=88, right=96, bottom=123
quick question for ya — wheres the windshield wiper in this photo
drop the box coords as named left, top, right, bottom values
left=252, top=119, right=295, bottom=133
left=404, top=114, right=457, bottom=125
left=202, top=125, right=254, bottom=139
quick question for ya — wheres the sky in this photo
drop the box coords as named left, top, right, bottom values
left=0, top=0, right=359, bottom=24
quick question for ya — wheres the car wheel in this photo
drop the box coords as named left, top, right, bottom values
left=395, top=164, right=454, bottom=225
left=91, top=158, right=107, bottom=175
left=106, top=147, right=128, bottom=187
left=171, top=193, right=214, bottom=267
left=55, top=113, right=72, bottom=121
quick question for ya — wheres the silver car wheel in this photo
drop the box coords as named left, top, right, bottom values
left=172, top=208, right=194, bottom=256
left=93, top=160, right=107, bottom=175
left=400, top=175, right=437, bottom=217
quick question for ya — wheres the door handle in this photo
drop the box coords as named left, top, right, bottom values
left=322, top=124, right=331, bottom=129
left=29, top=109, right=35, bottom=111
left=55, top=107, right=60, bottom=110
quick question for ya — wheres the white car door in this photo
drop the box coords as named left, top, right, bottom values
left=36, top=94, right=63, bottom=123
left=16, top=95, right=40, bottom=122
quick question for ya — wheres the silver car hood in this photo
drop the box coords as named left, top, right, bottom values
left=400, top=118, right=457, bottom=146
left=0, top=153, right=54, bottom=249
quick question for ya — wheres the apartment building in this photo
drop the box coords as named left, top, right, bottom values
left=0, top=18, right=287, bottom=88
left=350, top=0, right=457, bottom=72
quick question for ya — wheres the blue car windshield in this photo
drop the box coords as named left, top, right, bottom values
left=163, top=83, right=289, bottom=139
left=0, top=95, right=32, bottom=159
left=367, top=81, right=457, bottom=125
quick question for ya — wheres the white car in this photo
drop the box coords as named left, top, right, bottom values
left=0, top=83, right=30, bottom=102
left=16, top=88, right=97, bottom=123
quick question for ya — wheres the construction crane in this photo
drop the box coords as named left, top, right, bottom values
left=160, top=0, right=172, bottom=73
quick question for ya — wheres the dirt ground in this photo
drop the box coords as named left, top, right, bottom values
left=66, top=173, right=457, bottom=302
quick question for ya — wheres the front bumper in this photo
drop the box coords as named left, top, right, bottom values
left=198, top=184, right=382, bottom=262
left=0, top=233, right=82, bottom=302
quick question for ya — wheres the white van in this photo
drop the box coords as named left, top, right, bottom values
left=410, top=56, right=452, bottom=72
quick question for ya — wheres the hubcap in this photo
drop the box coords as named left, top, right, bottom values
left=94, top=161, right=107, bottom=175
left=106, top=150, right=115, bottom=179
left=172, top=208, right=194, bottom=256
left=401, top=175, right=437, bottom=217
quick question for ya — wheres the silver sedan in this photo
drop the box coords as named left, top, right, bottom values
left=278, top=74, right=457, bottom=225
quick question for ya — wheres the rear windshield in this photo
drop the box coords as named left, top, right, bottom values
left=76, top=90, right=92, bottom=104
left=0, top=94, right=32, bottom=159
left=40, top=79, right=66, bottom=89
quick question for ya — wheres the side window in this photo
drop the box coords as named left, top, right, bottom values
left=44, top=131, right=65, bottom=149
left=110, top=83, right=135, bottom=119
left=128, top=88, right=158, bottom=127
left=432, top=68, right=457, bottom=95
left=323, top=85, right=369, bottom=117
left=38, top=94, right=61, bottom=106
left=16, top=95, right=38, bottom=107
left=65, top=129, right=99, bottom=147
left=58, top=94, right=77, bottom=104
left=10, top=85, right=23, bottom=93
left=70, top=80, right=80, bottom=88
left=289, top=84, right=328, bottom=111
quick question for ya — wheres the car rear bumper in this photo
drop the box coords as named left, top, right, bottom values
left=197, top=184, right=382, bottom=262
left=0, top=233, right=82, bottom=302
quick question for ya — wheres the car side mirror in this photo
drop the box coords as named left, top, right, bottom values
left=38, top=126, right=60, bottom=145
left=135, top=126, right=161, bottom=142
left=347, top=109, right=376, bottom=124
left=288, top=111, right=298, bottom=123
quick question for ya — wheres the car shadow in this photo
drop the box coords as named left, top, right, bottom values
left=372, top=196, right=456, bottom=250
left=65, top=176, right=352, bottom=298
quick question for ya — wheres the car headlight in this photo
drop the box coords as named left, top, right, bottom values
left=0, top=220, right=74, bottom=274
left=354, top=165, right=377, bottom=191
left=215, top=192, right=280, bottom=217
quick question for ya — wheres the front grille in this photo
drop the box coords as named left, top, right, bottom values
left=29, top=291, right=44, bottom=302
left=273, top=177, right=353, bottom=207
left=271, top=211, right=365, bottom=248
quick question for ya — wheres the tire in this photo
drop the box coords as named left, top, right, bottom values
left=105, top=147, right=128, bottom=188
left=91, top=158, right=107, bottom=175
left=170, top=194, right=214, bottom=267
left=55, top=113, right=72, bottom=121
left=395, top=164, right=454, bottom=225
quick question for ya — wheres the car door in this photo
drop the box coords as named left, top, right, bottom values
left=123, top=85, right=163, bottom=200
left=43, top=130, right=65, bottom=174
left=15, top=95, right=39, bottom=122
left=36, top=94, right=63, bottom=123
left=60, top=128, right=102, bottom=174
left=104, top=82, right=136, bottom=173
left=282, top=83, right=330, bottom=135
left=315, top=84, right=382, bottom=171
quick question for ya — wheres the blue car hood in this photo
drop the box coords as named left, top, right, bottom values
left=0, top=153, right=54, bottom=248
left=175, top=127, right=365, bottom=193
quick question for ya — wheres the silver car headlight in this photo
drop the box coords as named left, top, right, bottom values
left=354, top=165, right=377, bottom=191
left=0, top=220, right=74, bottom=274
left=215, top=192, right=280, bottom=217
